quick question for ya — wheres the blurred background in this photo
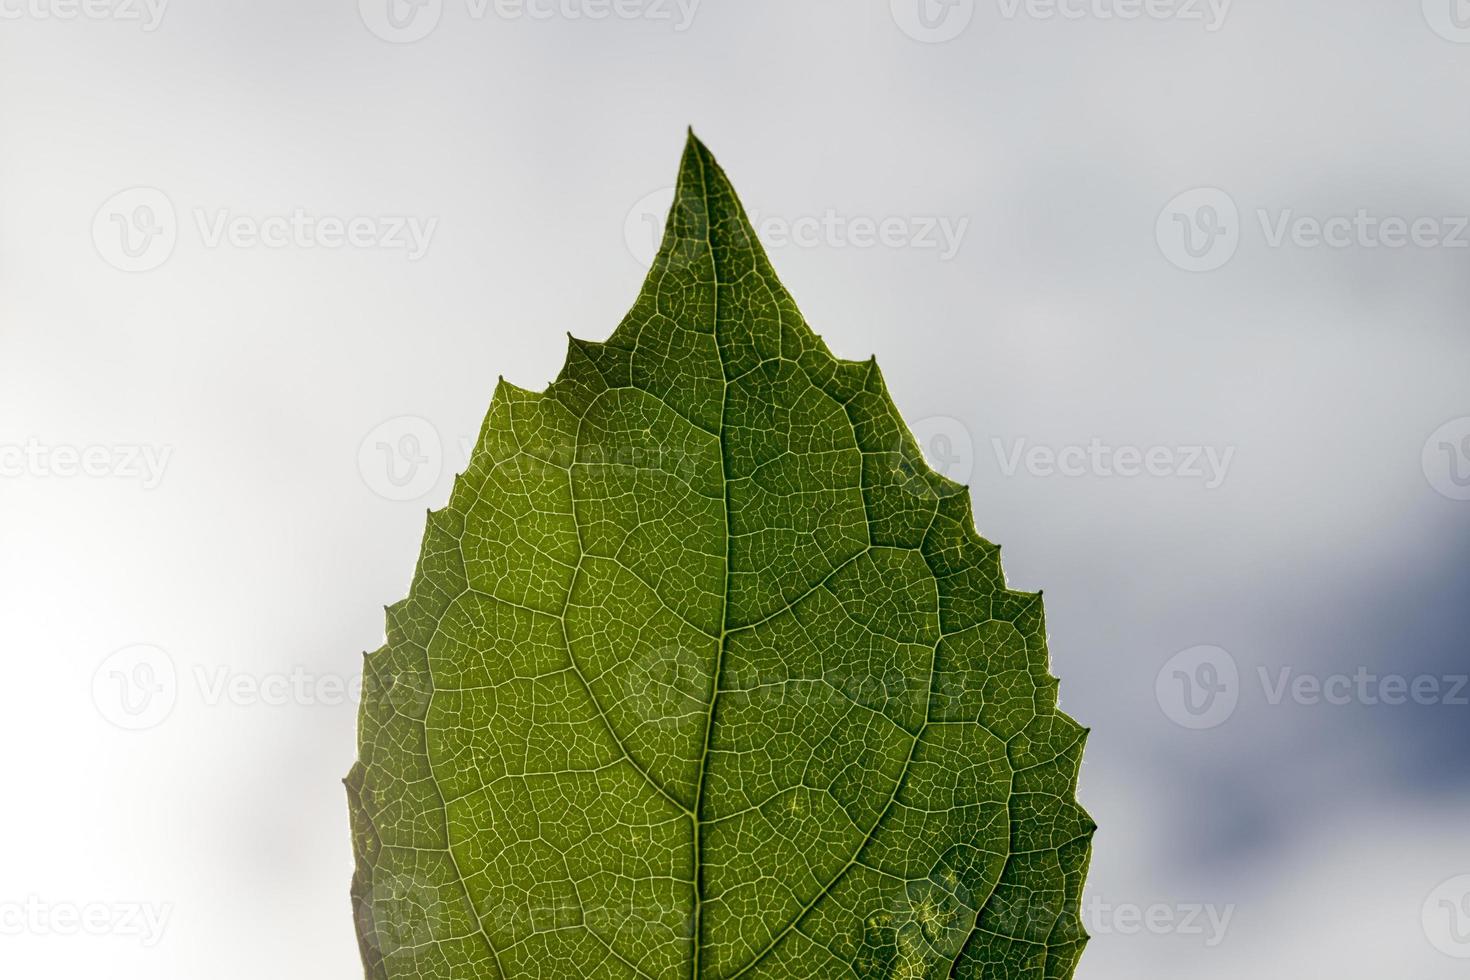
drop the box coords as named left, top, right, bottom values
left=2, top=0, right=1468, bottom=976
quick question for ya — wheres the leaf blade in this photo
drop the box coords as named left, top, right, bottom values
left=350, top=133, right=1093, bottom=980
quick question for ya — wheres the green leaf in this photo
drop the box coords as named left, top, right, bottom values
left=347, top=133, right=1094, bottom=980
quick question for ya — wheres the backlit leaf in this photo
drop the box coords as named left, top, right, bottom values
left=347, top=133, right=1094, bottom=979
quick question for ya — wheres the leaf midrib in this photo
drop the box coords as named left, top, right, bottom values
left=681, top=147, right=924, bottom=980
left=688, top=143, right=726, bottom=980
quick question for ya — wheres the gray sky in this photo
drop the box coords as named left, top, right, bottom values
left=1, top=1, right=1468, bottom=977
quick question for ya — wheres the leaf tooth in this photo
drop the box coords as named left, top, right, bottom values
left=560, top=333, right=607, bottom=374
left=493, top=375, right=538, bottom=400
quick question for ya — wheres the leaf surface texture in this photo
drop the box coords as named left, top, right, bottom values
left=349, top=134, right=1093, bottom=980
